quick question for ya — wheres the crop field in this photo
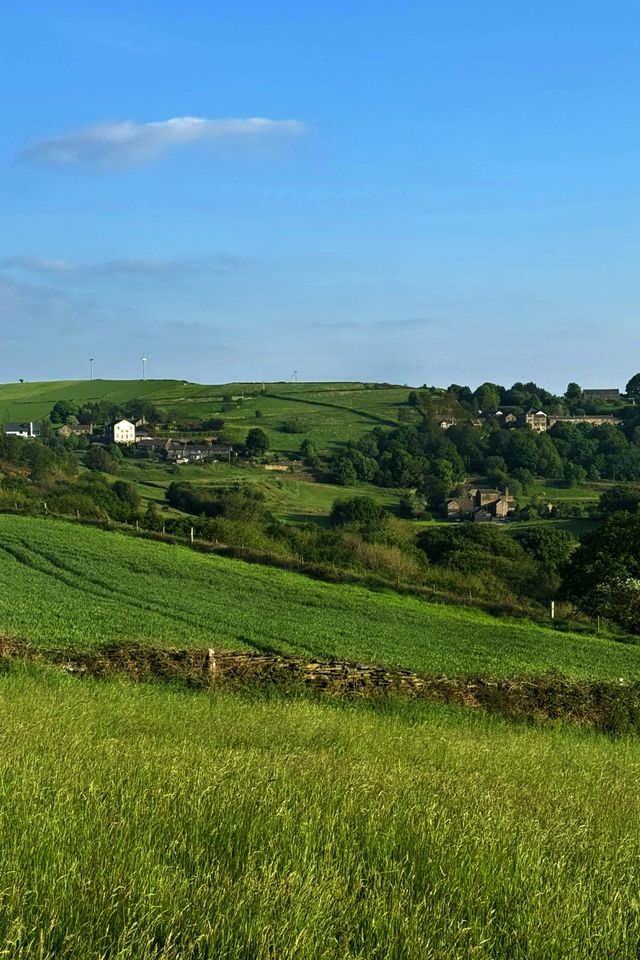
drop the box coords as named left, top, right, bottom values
left=0, top=664, right=639, bottom=958
left=1, top=514, right=640, bottom=679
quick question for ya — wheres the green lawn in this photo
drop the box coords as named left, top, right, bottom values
left=0, top=514, right=639, bottom=680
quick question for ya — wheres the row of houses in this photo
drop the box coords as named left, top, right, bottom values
left=3, top=418, right=235, bottom=464
left=523, top=410, right=623, bottom=433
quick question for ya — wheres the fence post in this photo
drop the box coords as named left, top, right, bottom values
left=550, top=600, right=555, bottom=619
left=190, top=526, right=194, bottom=544
left=135, top=520, right=139, bottom=532
left=162, top=522, right=165, bottom=535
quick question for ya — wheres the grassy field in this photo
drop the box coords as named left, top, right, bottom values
left=116, top=458, right=405, bottom=521
left=0, top=378, right=417, bottom=455
left=1, top=513, right=639, bottom=679
left=0, top=664, right=639, bottom=958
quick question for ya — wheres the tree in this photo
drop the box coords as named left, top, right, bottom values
left=50, top=400, right=77, bottom=423
left=245, top=428, right=269, bottom=457
left=626, top=373, right=640, bottom=402
left=562, top=461, right=587, bottom=487
left=332, top=455, right=357, bottom=486
left=85, top=445, right=117, bottom=474
left=513, top=526, right=577, bottom=570
left=561, top=511, right=640, bottom=626
left=599, top=485, right=640, bottom=517
left=474, top=382, right=501, bottom=413
left=564, top=382, right=583, bottom=403
left=330, top=496, right=387, bottom=539
left=112, top=480, right=141, bottom=512
left=300, top=438, right=319, bottom=466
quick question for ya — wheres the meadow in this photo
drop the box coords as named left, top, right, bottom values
left=116, top=458, right=405, bottom=521
left=0, top=663, right=639, bottom=958
left=1, top=513, right=640, bottom=680
left=0, top=378, right=415, bottom=455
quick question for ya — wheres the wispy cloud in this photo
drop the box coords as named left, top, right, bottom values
left=19, top=116, right=307, bottom=169
left=0, top=254, right=243, bottom=280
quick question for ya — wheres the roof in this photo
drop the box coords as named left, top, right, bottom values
left=4, top=421, right=39, bottom=432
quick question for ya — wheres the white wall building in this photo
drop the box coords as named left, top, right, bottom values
left=112, top=419, right=136, bottom=445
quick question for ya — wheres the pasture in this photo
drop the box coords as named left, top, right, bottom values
left=0, top=378, right=416, bottom=455
left=0, top=513, right=639, bottom=680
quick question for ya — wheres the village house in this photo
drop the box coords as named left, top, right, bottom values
left=111, top=419, right=136, bottom=445
left=3, top=421, right=40, bottom=439
left=445, top=485, right=515, bottom=521
left=57, top=423, right=93, bottom=439
left=493, top=411, right=517, bottom=424
left=523, top=410, right=548, bottom=432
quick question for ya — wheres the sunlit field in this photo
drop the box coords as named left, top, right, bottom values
left=0, top=664, right=638, bottom=959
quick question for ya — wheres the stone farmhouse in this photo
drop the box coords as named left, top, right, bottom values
left=445, top=485, right=515, bottom=521
left=57, top=423, right=93, bottom=439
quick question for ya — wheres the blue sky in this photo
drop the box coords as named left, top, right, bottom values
left=2, top=1, right=640, bottom=390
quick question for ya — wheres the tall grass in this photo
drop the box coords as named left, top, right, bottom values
left=0, top=664, right=639, bottom=958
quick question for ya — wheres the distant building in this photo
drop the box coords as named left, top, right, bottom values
left=521, top=410, right=622, bottom=432
left=524, top=410, right=549, bottom=432
left=164, top=440, right=234, bottom=464
left=3, top=421, right=40, bottom=439
left=583, top=388, right=620, bottom=401
left=445, top=485, right=515, bottom=521
left=57, top=423, right=93, bottom=439
left=111, top=419, right=136, bottom=445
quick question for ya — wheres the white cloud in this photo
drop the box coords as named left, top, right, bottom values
left=19, top=116, right=307, bottom=169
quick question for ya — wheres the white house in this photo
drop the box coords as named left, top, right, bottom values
left=112, top=419, right=136, bottom=445
left=4, top=421, right=40, bottom=439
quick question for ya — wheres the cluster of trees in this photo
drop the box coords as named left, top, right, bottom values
left=560, top=486, right=640, bottom=633
left=320, top=409, right=640, bottom=504
left=0, top=433, right=78, bottom=483
left=50, top=398, right=166, bottom=428
left=49, top=398, right=228, bottom=437
left=440, top=377, right=634, bottom=417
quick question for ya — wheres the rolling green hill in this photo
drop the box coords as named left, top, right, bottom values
left=0, top=513, right=638, bottom=680
left=0, top=378, right=467, bottom=454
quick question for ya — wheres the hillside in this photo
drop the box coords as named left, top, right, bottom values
left=0, top=378, right=470, bottom=455
left=1, top=513, right=639, bottom=680
left=0, top=378, right=402, bottom=448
